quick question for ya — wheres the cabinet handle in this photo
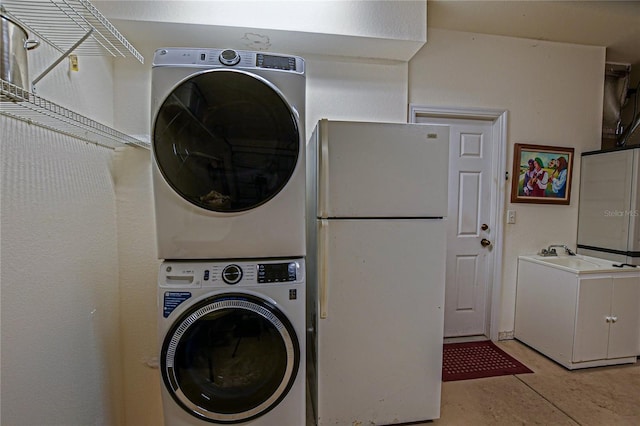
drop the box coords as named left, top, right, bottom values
left=605, top=316, right=611, bottom=323
left=611, top=316, right=618, bottom=323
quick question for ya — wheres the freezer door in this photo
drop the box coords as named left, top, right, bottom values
left=316, top=219, right=446, bottom=424
left=316, top=120, right=449, bottom=218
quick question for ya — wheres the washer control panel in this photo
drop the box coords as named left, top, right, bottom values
left=159, top=258, right=304, bottom=289
left=222, top=264, right=243, bottom=284
left=257, top=262, right=297, bottom=283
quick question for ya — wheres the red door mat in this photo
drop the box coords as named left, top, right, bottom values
left=442, top=340, right=533, bottom=382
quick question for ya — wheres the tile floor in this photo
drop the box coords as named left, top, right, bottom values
left=428, top=339, right=640, bottom=426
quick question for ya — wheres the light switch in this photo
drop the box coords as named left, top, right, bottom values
left=507, top=210, right=516, bottom=224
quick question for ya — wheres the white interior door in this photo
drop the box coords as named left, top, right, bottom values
left=445, top=120, right=494, bottom=337
left=414, top=116, right=496, bottom=338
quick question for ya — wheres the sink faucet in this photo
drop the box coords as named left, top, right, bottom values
left=543, top=245, right=576, bottom=256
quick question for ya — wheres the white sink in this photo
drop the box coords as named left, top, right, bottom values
left=538, top=256, right=602, bottom=270
left=520, top=254, right=638, bottom=274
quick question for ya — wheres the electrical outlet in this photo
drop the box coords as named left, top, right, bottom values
left=507, top=210, right=516, bottom=224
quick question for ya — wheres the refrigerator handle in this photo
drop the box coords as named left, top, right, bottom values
left=319, top=219, right=329, bottom=319
left=318, top=119, right=330, bottom=217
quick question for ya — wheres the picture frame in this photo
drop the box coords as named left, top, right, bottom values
left=510, top=143, right=574, bottom=205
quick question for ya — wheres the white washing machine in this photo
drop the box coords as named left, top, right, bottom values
left=158, top=258, right=306, bottom=426
left=151, top=48, right=306, bottom=260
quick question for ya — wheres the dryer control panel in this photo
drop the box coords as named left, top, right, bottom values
left=152, top=47, right=305, bottom=74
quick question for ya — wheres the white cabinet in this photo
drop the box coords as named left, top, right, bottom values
left=574, top=276, right=640, bottom=362
left=515, top=258, right=640, bottom=370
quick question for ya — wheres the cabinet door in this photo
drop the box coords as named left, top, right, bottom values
left=607, top=276, right=640, bottom=359
left=574, top=278, right=612, bottom=362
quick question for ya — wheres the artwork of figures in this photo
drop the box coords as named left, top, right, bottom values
left=511, top=144, right=574, bottom=205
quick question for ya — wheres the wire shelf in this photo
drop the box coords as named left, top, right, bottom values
left=1, top=79, right=150, bottom=150
left=1, top=0, right=144, bottom=63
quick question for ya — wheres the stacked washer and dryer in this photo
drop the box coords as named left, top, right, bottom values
left=151, top=48, right=307, bottom=426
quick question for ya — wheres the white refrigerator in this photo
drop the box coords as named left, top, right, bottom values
left=577, top=146, right=640, bottom=265
left=306, top=120, right=449, bottom=425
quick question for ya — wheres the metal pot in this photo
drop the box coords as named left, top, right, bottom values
left=1, top=12, right=40, bottom=91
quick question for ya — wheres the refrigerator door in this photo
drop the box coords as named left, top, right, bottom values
left=578, top=149, right=637, bottom=254
left=315, top=218, right=446, bottom=424
left=315, top=120, right=449, bottom=218
left=629, top=149, right=640, bottom=255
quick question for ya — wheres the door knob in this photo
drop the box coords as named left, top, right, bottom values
left=481, top=238, right=491, bottom=248
left=481, top=224, right=489, bottom=231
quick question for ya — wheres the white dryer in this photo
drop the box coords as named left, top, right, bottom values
left=158, top=258, right=306, bottom=426
left=151, top=48, right=306, bottom=260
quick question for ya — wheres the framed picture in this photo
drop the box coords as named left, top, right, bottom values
left=510, top=143, right=574, bottom=205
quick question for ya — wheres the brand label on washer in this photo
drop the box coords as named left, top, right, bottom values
left=163, top=291, right=191, bottom=318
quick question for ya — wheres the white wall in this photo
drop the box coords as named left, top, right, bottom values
left=0, top=120, right=123, bottom=425
left=0, top=40, right=124, bottom=425
left=96, top=0, right=425, bottom=41
left=305, top=55, right=408, bottom=128
left=409, top=28, right=605, bottom=334
left=112, top=146, right=161, bottom=425
left=96, top=0, right=426, bottom=61
left=28, top=39, right=116, bottom=125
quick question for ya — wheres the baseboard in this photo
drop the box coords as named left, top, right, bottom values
left=498, top=331, right=514, bottom=341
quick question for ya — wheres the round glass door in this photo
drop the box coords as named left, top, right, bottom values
left=161, top=294, right=300, bottom=423
left=153, top=69, right=300, bottom=212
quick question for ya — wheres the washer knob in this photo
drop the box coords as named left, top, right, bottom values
left=219, top=49, right=241, bottom=66
left=222, top=264, right=243, bottom=284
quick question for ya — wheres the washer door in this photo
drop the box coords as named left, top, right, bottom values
left=153, top=69, right=300, bottom=212
left=161, top=294, right=300, bottom=424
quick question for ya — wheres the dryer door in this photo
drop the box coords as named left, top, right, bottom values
left=161, top=293, right=300, bottom=424
left=153, top=69, right=300, bottom=213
